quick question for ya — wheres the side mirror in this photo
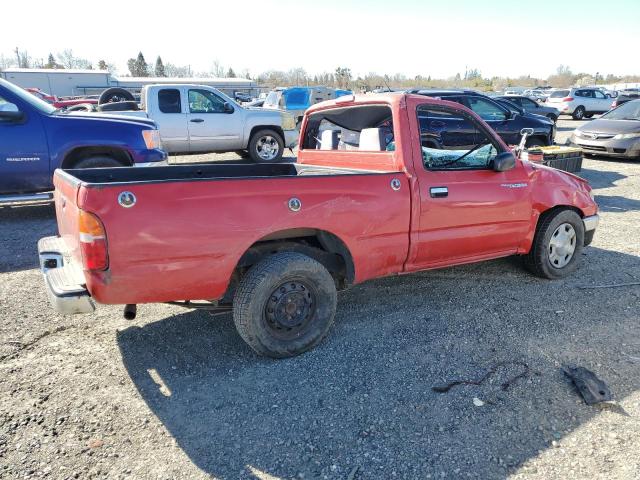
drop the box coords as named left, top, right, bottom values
left=491, top=151, right=516, bottom=172
left=223, top=102, right=234, bottom=114
left=0, top=103, right=25, bottom=123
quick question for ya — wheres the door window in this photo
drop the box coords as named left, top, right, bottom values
left=417, top=105, right=500, bottom=170
left=593, top=91, right=606, bottom=99
left=158, top=89, right=182, bottom=113
left=520, top=98, right=538, bottom=108
left=188, top=89, right=227, bottom=113
left=466, top=97, right=507, bottom=121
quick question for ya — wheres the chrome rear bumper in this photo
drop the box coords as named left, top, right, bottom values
left=38, top=236, right=95, bottom=315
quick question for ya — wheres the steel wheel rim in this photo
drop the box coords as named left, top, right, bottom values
left=256, top=135, right=279, bottom=161
left=548, top=222, right=576, bottom=268
left=264, top=280, right=316, bottom=339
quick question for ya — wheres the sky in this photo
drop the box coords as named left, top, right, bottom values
left=2, top=0, right=639, bottom=79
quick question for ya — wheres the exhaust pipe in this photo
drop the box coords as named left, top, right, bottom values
left=123, top=304, right=137, bottom=320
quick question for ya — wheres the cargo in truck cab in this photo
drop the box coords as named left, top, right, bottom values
left=38, top=93, right=599, bottom=358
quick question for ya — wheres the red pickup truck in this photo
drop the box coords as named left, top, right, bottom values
left=38, top=93, right=599, bottom=358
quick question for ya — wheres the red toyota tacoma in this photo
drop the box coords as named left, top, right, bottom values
left=38, top=93, right=599, bottom=357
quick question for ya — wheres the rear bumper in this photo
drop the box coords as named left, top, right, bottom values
left=38, top=236, right=95, bottom=315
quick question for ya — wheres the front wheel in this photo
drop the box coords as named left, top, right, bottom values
left=248, top=129, right=284, bottom=163
left=546, top=114, right=558, bottom=123
left=233, top=252, right=337, bottom=358
left=523, top=209, right=585, bottom=279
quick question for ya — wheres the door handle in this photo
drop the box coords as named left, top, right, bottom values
left=430, top=186, right=448, bottom=198
left=190, top=118, right=204, bottom=123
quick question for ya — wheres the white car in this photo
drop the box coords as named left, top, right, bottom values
left=546, top=87, right=614, bottom=120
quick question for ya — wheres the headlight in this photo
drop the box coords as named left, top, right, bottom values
left=613, top=132, right=640, bottom=139
left=142, top=129, right=162, bottom=149
left=281, top=113, right=296, bottom=131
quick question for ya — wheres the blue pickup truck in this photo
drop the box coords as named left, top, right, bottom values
left=0, top=79, right=167, bottom=204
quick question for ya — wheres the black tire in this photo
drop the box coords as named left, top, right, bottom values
left=572, top=106, right=586, bottom=120
left=248, top=129, right=284, bottom=163
left=234, top=150, right=251, bottom=159
left=546, top=114, right=558, bottom=123
left=525, top=137, right=547, bottom=148
left=584, top=113, right=594, bottom=119
left=523, top=209, right=585, bottom=279
left=65, top=103, right=95, bottom=112
left=97, top=101, right=139, bottom=112
left=233, top=252, right=337, bottom=358
left=98, top=87, right=135, bottom=105
left=71, top=156, right=126, bottom=169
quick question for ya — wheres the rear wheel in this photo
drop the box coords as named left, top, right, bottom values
left=71, top=156, right=126, bottom=169
left=572, top=106, right=586, bottom=120
left=233, top=252, right=337, bottom=358
left=523, top=209, right=584, bottom=279
left=248, top=129, right=284, bottom=163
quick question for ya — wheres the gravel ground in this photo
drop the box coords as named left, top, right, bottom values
left=1, top=118, right=640, bottom=479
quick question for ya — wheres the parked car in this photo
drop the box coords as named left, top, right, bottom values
left=0, top=79, right=166, bottom=204
left=25, top=87, right=99, bottom=109
left=263, top=86, right=352, bottom=127
left=610, top=91, right=640, bottom=109
left=92, top=84, right=298, bottom=162
left=546, top=87, right=613, bottom=120
left=408, top=89, right=555, bottom=147
left=496, top=95, right=559, bottom=122
left=569, top=99, right=640, bottom=159
left=38, top=93, right=598, bottom=358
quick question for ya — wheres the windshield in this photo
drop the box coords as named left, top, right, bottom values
left=497, top=99, right=522, bottom=115
left=0, top=80, right=56, bottom=114
left=264, top=91, right=281, bottom=108
left=602, top=99, right=640, bottom=120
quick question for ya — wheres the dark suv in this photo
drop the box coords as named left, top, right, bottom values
left=407, top=89, right=555, bottom=147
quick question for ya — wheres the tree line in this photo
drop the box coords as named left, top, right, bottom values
left=2, top=48, right=639, bottom=91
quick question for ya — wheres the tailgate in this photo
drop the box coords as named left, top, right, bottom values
left=53, top=170, right=83, bottom=267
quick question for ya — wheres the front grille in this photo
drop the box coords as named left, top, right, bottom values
left=581, top=145, right=607, bottom=151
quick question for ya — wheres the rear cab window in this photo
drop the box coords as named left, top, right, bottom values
left=302, top=104, right=394, bottom=153
left=158, top=89, right=182, bottom=113
left=416, top=104, right=501, bottom=170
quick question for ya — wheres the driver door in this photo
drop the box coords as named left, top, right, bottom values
left=406, top=100, right=532, bottom=270
left=0, top=95, right=50, bottom=194
left=186, top=89, right=243, bottom=152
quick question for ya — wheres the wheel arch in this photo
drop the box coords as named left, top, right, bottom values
left=248, top=125, right=285, bottom=145
left=222, top=228, right=355, bottom=303
left=61, top=146, right=133, bottom=169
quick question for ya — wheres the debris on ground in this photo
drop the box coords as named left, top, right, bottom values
left=432, top=361, right=538, bottom=393
left=563, top=366, right=612, bottom=405
left=473, top=397, right=485, bottom=407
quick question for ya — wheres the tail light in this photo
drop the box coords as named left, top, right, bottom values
left=78, top=210, right=108, bottom=270
left=562, top=97, right=574, bottom=102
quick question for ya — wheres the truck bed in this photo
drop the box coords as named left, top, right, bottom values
left=62, top=162, right=398, bottom=186
left=53, top=162, right=411, bottom=305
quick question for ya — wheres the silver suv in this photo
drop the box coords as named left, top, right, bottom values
left=546, top=87, right=614, bottom=120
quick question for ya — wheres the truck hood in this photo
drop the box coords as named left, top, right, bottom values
left=56, top=111, right=156, bottom=128
left=577, top=119, right=640, bottom=135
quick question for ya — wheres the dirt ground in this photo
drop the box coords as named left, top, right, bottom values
left=1, top=118, right=640, bottom=479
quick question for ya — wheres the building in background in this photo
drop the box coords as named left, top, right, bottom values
left=0, top=68, right=258, bottom=98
